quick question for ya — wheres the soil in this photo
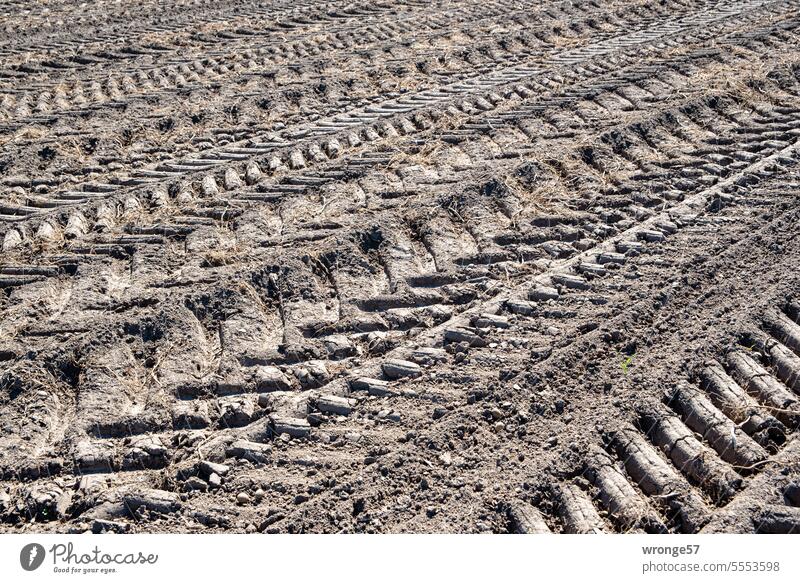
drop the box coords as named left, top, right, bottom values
left=1, top=0, right=800, bottom=534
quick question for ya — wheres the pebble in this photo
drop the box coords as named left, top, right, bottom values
left=184, top=476, right=208, bottom=492
left=254, top=489, right=265, bottom=502
left=208, top=473, right=222, bottom=489
left=236, top=492, right=251, bottom=505
left=201, top=461, right=231, bottom=477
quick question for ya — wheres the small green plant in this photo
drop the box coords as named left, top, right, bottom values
left=621, top=355, right=634, bottom=374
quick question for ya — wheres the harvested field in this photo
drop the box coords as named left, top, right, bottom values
left=1, top=0, right=800, bottom=534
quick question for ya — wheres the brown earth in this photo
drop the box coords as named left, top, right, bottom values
left=1, top=0, right=800, bottom=533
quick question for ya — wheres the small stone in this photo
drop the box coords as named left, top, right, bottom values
left=254, top=488, right=265, bottom=502
left=183, top=476, right=208, bottom=492
left=432, top=407, right=448, bottom=420
left=208, top=473, right=222, bottom=489
left=200, top=460, right=230, bottom=477
left=245, top=523, right=257, bottom=533
left=236, top=492, right=251, bottom=505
